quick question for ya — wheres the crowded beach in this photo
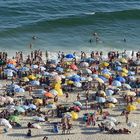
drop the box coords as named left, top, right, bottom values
left=0, top=49, right=140, bottom=140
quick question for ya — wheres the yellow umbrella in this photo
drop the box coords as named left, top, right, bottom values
left=120, top=72, right=127, bottom=77
left=99, top=90, right=106, bottom=97
left=120, top=58, right=127, bottom=64
left=106, top=103, right=115, bottom=108
left=28, top=75, right=36, bottom=80
left=71, top=111, right=78, bottom=120
left=67, top=80, right=74, bottom=85
left=103, top=73, right=110, bottom=79
left=126, top=104, right=136, bottom=111
left=95, top=78, right=104, bottom=83
left=34, top=99, right=43, bottom=105
left=102, top=62, right=109, bottom=67
left=124, top=91, right=136, bottom=96
left=22, top=77, right=29, bottom=82
left=122, top=68, right=128, bottom=73
left=136, top=98, right=140, bottom=103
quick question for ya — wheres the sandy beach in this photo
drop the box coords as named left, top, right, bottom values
left=0, top=50, right=140, bottom=140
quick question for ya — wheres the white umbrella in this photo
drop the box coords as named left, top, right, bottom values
left=31, top=64, right=38, bottom=69
left=33, top=116, right=45, bottom=122
left=80, top=62, right=89, bottom=68
left=107, top=97, right=118, bottom=103
left=73, top=82, right=82, bottom=87
left=40, top=66, right=46, bottom=71
left=106, top=116, right=117, bottom=123
left=5, top=96, right=14, bottom=104
left=32, top=123, right=41, bottom=129
left=0, top=118, right=12, bottom=128
left=127, top=122, right=137, bottom=128
left=49, top=89, right=58, bottom=96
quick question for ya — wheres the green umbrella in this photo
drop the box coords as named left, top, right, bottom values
left=15, top=106, right=25, bottom=113
left=9, top=115, right=20, bottom=123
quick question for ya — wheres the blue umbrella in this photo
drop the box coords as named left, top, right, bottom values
left=29, top=104, right=37, bottom=110
left=85, top=58, right=95, bottom=63
left=106, top=89, right=114, bottom=96
left=65, top=54, right=75, bottom=59
left=30, top=81, right=40, bottom=86
left=115, top=66, right=122, bottom=71
left=15, top=88, right=25, bottom=93
left=99, top=75, right=108, bottom=82
left=128, top=71, right=135, bottom=76
left=56, top=67, right=63, bottom=72
left=70, top=75, right=81, bottom=82
left=92, top=74, right=98, bottom=79
left=115, top=76, right=126, bottom=83
left=112, top=80, right=122, bottom=87
left=19, top=66, right=30, bottom=72
left=96, top=97, right=106, bottom=103
left=7, top=64, right=15, bottom=69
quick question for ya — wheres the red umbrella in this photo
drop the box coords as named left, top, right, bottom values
left=44, top=92, right=54, bottom=98
left=70, top=64, right=78, bottom=70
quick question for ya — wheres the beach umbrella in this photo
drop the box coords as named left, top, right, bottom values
left=106, top=103, right=115, bottom=108
left=115, top=76, right=126, bottom=83
left=106, top=89, right=114, bottom=96
left=0, top=118, right=12, bottom=129
left=128, top=71, right=135, bottom=76
left=44, top=92, right=54, bottom=98
left=33, top=116, right=45, bottom=122
left=40, top=66, right=46, bottom=71
left=70, top=64, right=78, bottom=70
left=127, top=122, right=137, bottom=128
left=71, top=106, right=81, bottom=112
left=80, top=62, right=89, bottom=68
left=29, top=104, right=37, bottom=110
left=86, top=76, right=92, bottom=81
left=92, top=74, right=98, bottom=79
left=32, top=123, right=41, bottom=129
left=70, top=75, right=81, bottom=82
left=96, top=97, right=106, bottom=103
left=71, top=111, right=78, bottom=120
left=136, top=98, right=140, bottom=103
left=120, top=72, right=128, bottom=77
left=73, top=82, right=82, bottom=87
left=22, top=77, right=29, bottom=82
left=114, top=61, right=121, bottom=66
left=112, top=80, right=121, bottom=87
left=64, top=112, right=72, bottom=118
left=15, top=87, right=25, bottom=93
left=98, top=90, right=106, bottom=97
left=6, top=105, right=15, bottom=112
left=7, top=59, right=16, bottom=65
left=115, top=66, right=122, bottom=71
left=103, top=120, right=115, bottom=128
left=122, top=84, right=131, bottom=90
left=81, top=68, right=92, bottom=74
left=103, top=73, right=110, bottom=79
left=7, top=64, right=15, bottom=69
left=126, top=104, right=136, bottom=111
left=134, top=60, right=140, bottom=66
left=34, top=89, right=46, bottom=95
left=120, top=58, right=127, bottom=64
left=124, top=91, right=136, bottom=96
left=15, top=106, right=25, bottom=113
left=47, top=104, right=57, bottom=109
left=98, top=75, right=108, bottom=82
left=31, top=64, right=38, bottom=69
left=106, top=116, right=117, bottom=123
left=19, top=66, right=30, bottom=72
left=122, top=68, right=128, bottom=73
left=49, top=89, right=58, bottom=96
left=56, top=67, right=63, bottom=72
left=0, top=96, right=6, bottom=103
left=9, top=115, right=20, bottom=123
left=107, top=97, right=118, bottom=103
left=95, top=77, right=104, bottom=84
left=28, top=75, right=36, bottom=80
left=101, top=68, right=110, bottom=74
left=30, top=80, right=40, bottom=86
left=53, top=75, right=62, bottom=81
left=22, top=105, right=29, bottom=110
left=85, top=57, right=95, bottom=63
left=65, top=54, right=75, bottom=59
left=101, top=62, right=109, bottom=67
left=128, top=76, right=136, bottom=81
left=33, top=99, right=43, bottom=105
left=73, top=101, right=82, bottom=107
left=5, top=96, right=14, bottom=104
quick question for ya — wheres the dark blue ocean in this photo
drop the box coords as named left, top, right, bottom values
left=0, top=0, right=140, bottom=53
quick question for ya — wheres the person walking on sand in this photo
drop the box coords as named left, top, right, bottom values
left=77, top=93, right=80, bottom=101
left=65, top=92, right=69, bottom=103
left=62, top=123, right=66, bottom=134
